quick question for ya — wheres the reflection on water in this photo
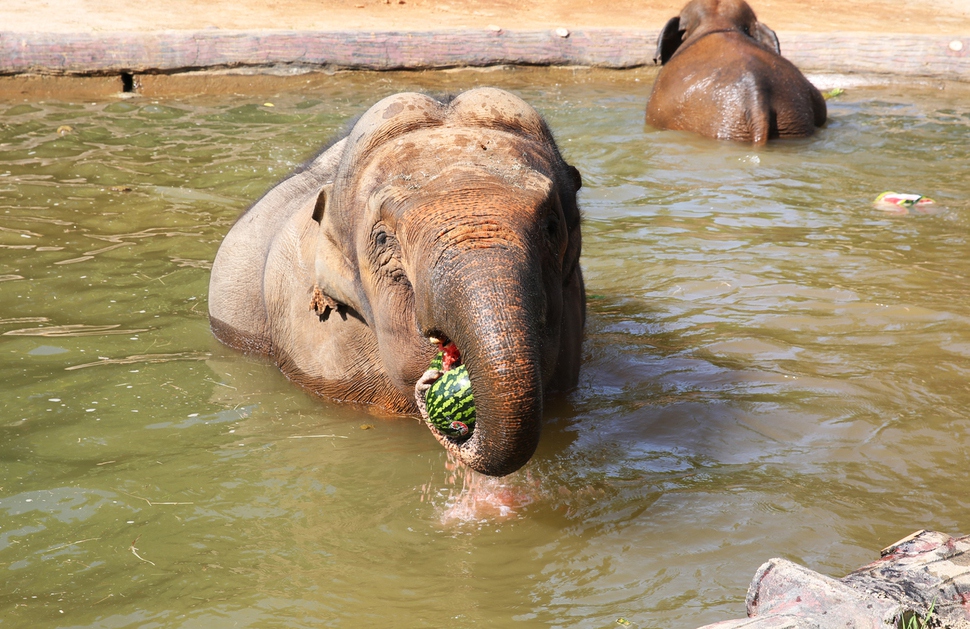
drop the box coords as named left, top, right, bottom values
left=1, top=68, right=969, bottom=628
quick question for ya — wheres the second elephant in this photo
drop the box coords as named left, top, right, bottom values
left=646, top=0, right=827, bottom=144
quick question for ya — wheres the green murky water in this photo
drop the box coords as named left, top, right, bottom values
left=1, top=68, right=969, bottom=628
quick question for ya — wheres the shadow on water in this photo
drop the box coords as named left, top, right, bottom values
left=1, top=68, right=969, bottom=628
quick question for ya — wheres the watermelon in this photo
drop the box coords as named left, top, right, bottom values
left=424, top=352, right=476, bottom=438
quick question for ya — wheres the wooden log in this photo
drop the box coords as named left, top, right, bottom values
left=782, top=33, right=970, bottom=80
left=0, top=29, right=655, bottom=74
left=0, top=30, right=967, bottom=80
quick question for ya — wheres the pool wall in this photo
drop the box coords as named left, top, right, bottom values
left=1, top=29, right=968, bottom=80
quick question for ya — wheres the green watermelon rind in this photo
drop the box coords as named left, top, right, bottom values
left=424, top=364, right=476, bottom=437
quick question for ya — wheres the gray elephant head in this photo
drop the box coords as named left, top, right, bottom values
left=311, top=89, right=585, bottom=475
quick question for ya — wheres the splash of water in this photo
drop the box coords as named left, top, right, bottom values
left=421, top=454, right=540, bottom=526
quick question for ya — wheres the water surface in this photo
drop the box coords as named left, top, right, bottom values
left=1, top=68, right=969, bottom=628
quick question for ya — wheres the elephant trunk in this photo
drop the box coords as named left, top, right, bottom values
left=413, top=221, right=548, bottom=477
left=432, top=272, right=544, bottom=477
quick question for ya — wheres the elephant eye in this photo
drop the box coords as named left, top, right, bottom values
left=545, top=214, right=561, bottom=240
left=371, top=222, right=396, bottom=250
left=544, top=211, right=568, bottom=263
left=742, top=24, right=751, bottom=36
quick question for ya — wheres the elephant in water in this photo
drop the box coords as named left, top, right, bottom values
left=646, top=0, right=827, bottom=144
left=208, top=88, right=585, bottom=477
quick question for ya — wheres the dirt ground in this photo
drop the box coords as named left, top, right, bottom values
left=4, top=0, right=970, bottom=35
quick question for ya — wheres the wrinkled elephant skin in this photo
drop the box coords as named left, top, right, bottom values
left=208, top=88, right=585, bottom=477
left=646, top=0, right=827, bottom=144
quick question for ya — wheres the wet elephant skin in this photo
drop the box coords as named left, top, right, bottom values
left=646, top=0, right=827, bottom=144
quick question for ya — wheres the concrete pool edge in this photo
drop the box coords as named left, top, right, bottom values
left=2, top=29, right=969, bottom=81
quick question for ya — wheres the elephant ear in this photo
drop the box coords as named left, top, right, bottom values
left=310, top=184, right=360, bottom=319
left=566, top=164, right=582, bottom=193
left=753, top=22, right=781, bottom=54
left=654, top=16, right=685, bottom=65
left=310, top=184, right=331, bottom=224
